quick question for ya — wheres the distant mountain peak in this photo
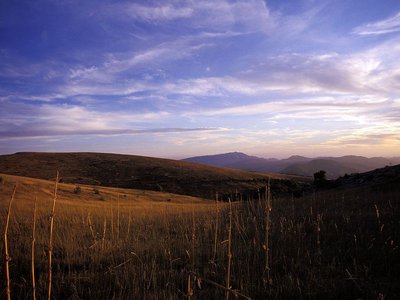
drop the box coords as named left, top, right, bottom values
left=287, top=155, right=309, bottom=160
left=284, top=155, right=312, bottom=163
left=182, top=152, right=258, bottom=167
left=221, top=151, right=250, bottom=157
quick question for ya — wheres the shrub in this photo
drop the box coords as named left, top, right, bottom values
left=73, top=185, right=81, bottom=194
left=314, top=170, right=328, bottom=188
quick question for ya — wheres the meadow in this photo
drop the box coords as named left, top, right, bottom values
left=1, top=173, right=399, bottom=299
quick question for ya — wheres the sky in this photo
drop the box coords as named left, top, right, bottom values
left=1, top=0, right=400, bottom=159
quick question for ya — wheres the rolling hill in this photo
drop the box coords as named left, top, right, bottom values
left=0, top=152, right=309, bottom=199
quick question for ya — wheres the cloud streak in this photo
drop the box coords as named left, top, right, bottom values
left=0, top=100, right=223, bottom=139
left=186, top=96, right=398, bottom=123
left=353, top=11, right=400, bottom=35
left=0, top=127, right=221, bottom=139
left=113, top=0, right=271, bottom=32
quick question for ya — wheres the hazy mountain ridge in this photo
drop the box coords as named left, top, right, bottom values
left=281, top=159, right=358, bottom=178
left=183, top=152, right=400, bottom=179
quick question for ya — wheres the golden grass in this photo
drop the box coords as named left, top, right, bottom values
left=0, top=173, right=224, bottom=298
left=1, top=172, right=399, bottom=299
left=0, top=173, right=215, bottom=215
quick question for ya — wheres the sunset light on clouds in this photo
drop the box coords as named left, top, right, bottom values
left=1, top=0, right=400, bottom=158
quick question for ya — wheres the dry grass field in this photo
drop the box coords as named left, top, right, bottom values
left=1, top=170, right=399, bottom=299
left=0, top=173, right=222, bottom=299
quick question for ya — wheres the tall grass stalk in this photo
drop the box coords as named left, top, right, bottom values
left=88, top=212, right=96, bottom=242
left=4, top=185, right=17, bottom=300
left=32, top=196, right=37, bottom=300
left=225, top=198, right=233, bottom=300
left=47, top=171, right=59, bottom=300
left=187, top=272, right=193, bottom=300
left=190, top=205, right=196, bottom=298
left=102, top=218, right=107, bottom=250
left=110, top=203, right=114, bottom=237
left=192, top=205, right=195, bottom=267
left=265, top=178, right=272, bottom=284
left=127, top=208, right=131, bottom=240
left=374, top=204, right=381, bottom=227
left=317, top=213, right=321, bottom=256
left=117, top=195, right=120, bottom=240
left=212, top=192, right=219, bottom=262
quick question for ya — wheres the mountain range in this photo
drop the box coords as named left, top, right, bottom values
left=183, top=152, right=400, bottom=179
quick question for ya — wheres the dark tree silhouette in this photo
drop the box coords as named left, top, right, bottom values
left=314, top=170, right=327, bottom=188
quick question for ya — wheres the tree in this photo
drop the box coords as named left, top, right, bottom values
left=313, top=170, right=327, bottom=188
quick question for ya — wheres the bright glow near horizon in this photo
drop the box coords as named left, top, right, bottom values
left=1, top=0, right=400, bottom=159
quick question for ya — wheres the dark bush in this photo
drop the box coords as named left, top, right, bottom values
left=314, top=170, right=328, bottom=188
left=73, top=185, right=81, bottom=194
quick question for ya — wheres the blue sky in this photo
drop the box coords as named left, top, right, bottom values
left=1, top=0, right=400, bottom=158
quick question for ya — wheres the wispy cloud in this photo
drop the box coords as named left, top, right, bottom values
left=113, top=0, right=271, bottom=32
left=5, top=36, right=400, bottom=117
left=0, top=103, right=176, bottom=139
left=0, top=127, right=221, bottom=139
left=101, top=41, right=213, bottom=75
left=353, top=11, right=400, bottom=35
left=268, top=4, right=324, bottom=38
left=164, top=37, right=400, bottom=99
left=123, top=3, right=194, bottom=22
left=322, top=127, right=400, bottom=147
left=111, top=0, right=326, bottom=39
left=186, top=96, right=395, bottom=121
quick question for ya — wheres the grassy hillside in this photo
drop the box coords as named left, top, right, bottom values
left=1, top=172, right=399, bottom=299
left=335, top=164, right=400, bottom=190
left=0, top=173, right=212, bottom=206
left=0, top=152, right=309, bottom=199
